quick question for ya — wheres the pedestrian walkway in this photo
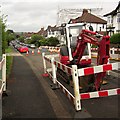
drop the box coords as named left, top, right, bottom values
left=2, top=56, right=56, bottom=118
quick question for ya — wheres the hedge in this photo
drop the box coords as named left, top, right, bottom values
left=110, top=33, right=120, bottom=44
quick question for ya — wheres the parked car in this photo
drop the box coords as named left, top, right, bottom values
left=18, top=46, right=29, bottom=53
left=30, top=44, right=36, bottom=49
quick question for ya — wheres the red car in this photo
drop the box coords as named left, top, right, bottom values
left=18, top=46, right=29, bottom=53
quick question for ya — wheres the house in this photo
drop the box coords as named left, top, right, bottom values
left=46, top=25, right=60, bottom=38
left=69, top=9, right=107, bottom=33
left=37, top=27, right=47, bottom=37
left=23, top=32, right=34, bottom=39
left=104, top=1, right=120, bottom=35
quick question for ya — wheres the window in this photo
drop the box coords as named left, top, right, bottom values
left=117, top=13, right=120, bottom=23
left=107, top=16, right=111, bottom=23
left=52, top=32, right=54, bottom=35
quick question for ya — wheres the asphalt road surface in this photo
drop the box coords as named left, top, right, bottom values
left=2, top=47, right=120, bottom=119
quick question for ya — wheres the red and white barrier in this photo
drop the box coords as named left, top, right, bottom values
left=91, top=47, right=120, bottom=60
left=80, top=88, right=120, bottom=100
left=78, top=62, right=119, bottom=77
left=42, top=52, right=120, bottom=111
left=91, top=47, right=120, bottom=52
left=0, top=54, right=6, bottom=99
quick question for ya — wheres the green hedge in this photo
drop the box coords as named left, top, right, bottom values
left=110, top=33, right=120, bottom=44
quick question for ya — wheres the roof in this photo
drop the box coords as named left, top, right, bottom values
left=104, top=1, right=120, bottom=16
left=47, top=25, right=59, bottom=32
left=37, top=28, right=47, bottom=37
left=69, top=9, right=107, bottom=24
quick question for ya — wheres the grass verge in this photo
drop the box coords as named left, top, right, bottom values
left=5, top=46, right=13, bottom=79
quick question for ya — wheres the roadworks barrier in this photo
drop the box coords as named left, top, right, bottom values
left=91, top=47, right=120, bottom=60
left=40, top=46, right=120, bottom=60
left=0, top=54, right=6, bottom=99
left=42, top=52, right=120, bottom=111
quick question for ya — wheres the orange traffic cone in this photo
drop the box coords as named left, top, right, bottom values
left=38, top=49, right=40, bottom=54
left=32, top=50, right=34, bottom=55
left=26, top=51, right=29, bottom=56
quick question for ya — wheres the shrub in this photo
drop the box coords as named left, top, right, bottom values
left=110, top=33, right=120, bottom=44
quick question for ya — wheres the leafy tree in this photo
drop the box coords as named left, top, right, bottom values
left=39, top=38, right=48, bottom=46
left=6, top=29, right=16, bottom=46
left=31, top=34, right=43, bottom=41
left=18, top=36, right=25, bottom=42
left=31, top=34, right=45, bottom=47
left=47, top=37, right=59, bottom=46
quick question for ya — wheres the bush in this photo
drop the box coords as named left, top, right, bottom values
left=110, top=33, right=120, bottom=44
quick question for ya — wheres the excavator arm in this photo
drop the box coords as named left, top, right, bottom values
left=72, top=29, right=110, bottom=90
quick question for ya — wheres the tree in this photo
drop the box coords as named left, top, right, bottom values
left=0, top=17, right=6, bottom=54
left=47, top=37, right=59, bottom=46
left=18, top=36, right=25, bottom=42
left=31, top=34, right=45, bottom=47
left=6, top=29, right=16, bottom=46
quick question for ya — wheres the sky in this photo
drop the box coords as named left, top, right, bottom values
left=1, top=0, right=120, bottom=32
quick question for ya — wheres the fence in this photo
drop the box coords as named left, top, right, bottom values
left=40, top=46, right=120, bottom=60
left=42, top=52, right=120, bottom=111
left=0, top=54, right=6, bottom=99
left=91, top=47, right=120, bottom=60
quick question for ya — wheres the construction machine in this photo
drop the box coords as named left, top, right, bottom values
left=58, top=23, right=110, bottom=92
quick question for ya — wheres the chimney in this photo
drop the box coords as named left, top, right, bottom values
left=83, top=9, right=88, bottom=14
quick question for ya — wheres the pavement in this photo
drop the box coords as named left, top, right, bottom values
left=2, top=56, right=56, bottom=118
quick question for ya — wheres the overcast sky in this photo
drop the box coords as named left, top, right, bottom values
left=1, top=0, right=120, bottom=32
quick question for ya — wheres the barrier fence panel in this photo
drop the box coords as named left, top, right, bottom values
left=0, top=54, right=6, bottom=99
left=78, top=62, right=119, bottom=77
left=91, top=47, right=120, bottom=60
left=42, top=52, right=120, bottom=111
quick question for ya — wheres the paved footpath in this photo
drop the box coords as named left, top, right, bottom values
left=2, top=56, right=56, bottom=118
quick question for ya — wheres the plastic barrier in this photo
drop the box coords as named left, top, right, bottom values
left=91, top=47, right=120, bottom=60
left=42, top=52, right=120, bottom=111
left=0, top=54, right=6, bottom=99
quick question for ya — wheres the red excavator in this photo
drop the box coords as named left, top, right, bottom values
left=58, top=23, right=110, bottom=92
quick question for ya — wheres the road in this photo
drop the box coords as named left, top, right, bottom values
left=2, top=47, right=120, bottom=118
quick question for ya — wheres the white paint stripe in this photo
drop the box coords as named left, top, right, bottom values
left=54, top=61, right=72, bottom=74
left=108, top=89, right=117, bottom=96
left=78, top=69, right=84, bottom=76
left=59, top=64, right=63, bottom=70
left=0, top=83, right=5, bottom=99
left=90, top=91, right=99, bottom=98
left=94, top=65, right=103, bottom=74
left=0, top=59, right=4, bottom=70
left=112, top=63, right=119, bottom=70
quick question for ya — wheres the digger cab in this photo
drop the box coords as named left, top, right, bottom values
left=60, top=23, right=91, bottom=66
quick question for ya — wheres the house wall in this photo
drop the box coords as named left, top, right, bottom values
left=106, top=6, right=120, bottom=34
left=47, top=31, right=60, bottom=38
left=85, top=23, right=106, bottom=32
